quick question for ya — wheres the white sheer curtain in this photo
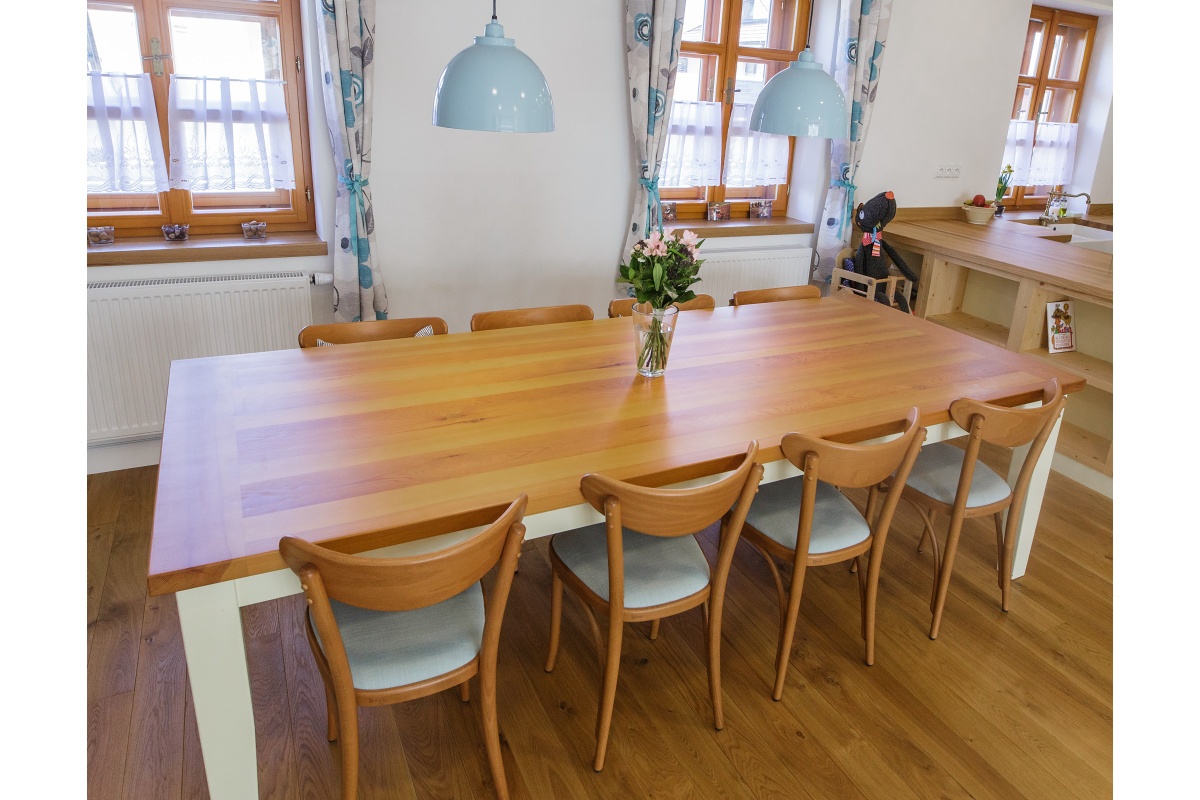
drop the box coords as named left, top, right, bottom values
left=167, top=75, right=296, bottom=191
left=87, top=72, right=169, bottom=193
left=1003, top=119, right=1077, bottom=186
left=722, top=100, right=790, bottom=188
left=659, top=100, right=722, bottom=188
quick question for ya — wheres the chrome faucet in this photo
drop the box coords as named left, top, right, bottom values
left=1040, top=191, right=1092, bottom=225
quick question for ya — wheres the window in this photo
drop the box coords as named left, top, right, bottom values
left=87, top=0, right=314, bottom=238
left=1002, top=5, right=1097, bottom=209
left=661, top=0, right=806, bottom=219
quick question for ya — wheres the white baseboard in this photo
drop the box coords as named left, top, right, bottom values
left=1051, top=452, right=1113, bottom=499
left=88, top=438, right=162, bottom=474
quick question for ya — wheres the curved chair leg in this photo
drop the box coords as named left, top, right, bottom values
left=649, top=618, right=661, bottom=641
left=856, top=556, right=869, bottom=642
left=304, top=615, right=340, bottom=742
left=994, top=512, right=1005, bottom=575
left=772, top=564, right=808, bottom=701
left=459, top=680, right=471, bottom=703
left=863, top=553, right=882, bottom=665
left=593, top=614, right=624, bottom=771
left=707, top=592, right=726, bottom=730
left=929, top=518, right=965, bottom=640
left=998, top=511, right=1016, bottom=612
left=480, top=661, right=510, bottom=800
left=335, top=694, right=360, bottom=800
left=545, top=570, right=563, bottom=672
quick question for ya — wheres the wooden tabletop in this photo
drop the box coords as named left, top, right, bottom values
left=149, top=295, right=1085, bottom=596
left=886, top=218, right=1112, bottom=303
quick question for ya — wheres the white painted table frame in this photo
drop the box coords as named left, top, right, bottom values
left=176, top=413, right=1061, bottom=799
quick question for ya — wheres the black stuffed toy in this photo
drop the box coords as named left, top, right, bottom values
left=843, top=190, right=918, bottom=312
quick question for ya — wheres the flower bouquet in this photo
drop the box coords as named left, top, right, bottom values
left=994, top=164, right=1015, bottom=215
left=617, top=229, right=704, bottom=377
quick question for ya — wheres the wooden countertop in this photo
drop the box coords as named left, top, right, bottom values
left=886, top=218, right=1112, bottom=304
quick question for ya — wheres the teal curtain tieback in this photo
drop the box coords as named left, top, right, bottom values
left=640, top=175, right=663, bottom=235
left=339, top=174, right=370, bottom=196
left=832, top=177, right=857, bottom=239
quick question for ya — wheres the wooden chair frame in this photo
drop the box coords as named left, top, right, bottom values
left=469, top=304, right=594, bottom=331
left=741, top=410, right=925, bottom=699
left=731, top=284, right=822, bottom=306
left=901, top=379, right=1065, bottom=639
left=607, top=294, right=717, bottom=318
left=830, top=266, right=914, bottom=311
left=297, top=317, right=448, bottom=348
left=279, top=496, right=528, bottom=800
left=544, top=443, right=764, bottom=771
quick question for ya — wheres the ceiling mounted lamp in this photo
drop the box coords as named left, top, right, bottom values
left=748, top=4, right=847, bottom=140
left=432, top=0, right=554, bottom=133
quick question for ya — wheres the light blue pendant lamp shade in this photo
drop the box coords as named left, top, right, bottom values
left=748, top=49, right=847, bottom=139
left=432, top=19, right=554, bottom=133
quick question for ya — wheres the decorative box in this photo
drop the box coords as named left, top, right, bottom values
left=241, top=220, right=267, bottom=240
left=749, top=200, right=773, bottom=218
left=707, top=202, right=731, bottom=221
left=162, top=224, right=189, bottom=242
left=87, top=226, right=115, bottom=246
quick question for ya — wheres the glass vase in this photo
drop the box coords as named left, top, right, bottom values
left=631, top=303, right=678, bottom=378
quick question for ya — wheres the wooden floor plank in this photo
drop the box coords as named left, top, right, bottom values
left=86, top=460, right=1113, bottom=800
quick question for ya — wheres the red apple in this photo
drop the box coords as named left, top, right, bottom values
left=972, top=194, right=988, bottom=207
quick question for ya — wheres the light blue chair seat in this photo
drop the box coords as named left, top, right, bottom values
left=904, top=442, right=1011, bottom=508
left=551, top=524, right=711, bottom=609
left=744, top=477, right=870, bottom=554
left=314, top=583, right=485, bottom=691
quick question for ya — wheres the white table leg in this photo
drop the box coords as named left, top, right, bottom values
left=1006, top=414, right=1063, bottom=579
left=176, top=581, right=259, bottom=800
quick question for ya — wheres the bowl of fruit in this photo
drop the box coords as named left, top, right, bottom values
left=961, top=194, right=995, bottom=224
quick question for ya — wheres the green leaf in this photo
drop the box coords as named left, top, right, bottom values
left=652, top=263, right=663, bottom=290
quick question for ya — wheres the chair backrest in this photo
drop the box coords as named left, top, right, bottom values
left=781, top=408, right=926, bottom=561
left=298, top=317, right=448, bottom=348
left=580, top=442, right=763, bottom=539
left=470, top=304, right=595, bottom=331
left=732, top=285, right=822, bottom=306
left=607, top=294, right=717, bottom=318
left=279, top=495, right=528, bottom=613
left=948, top=378, right=1065, bottom=522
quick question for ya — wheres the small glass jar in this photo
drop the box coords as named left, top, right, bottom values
left=162, top=224, right=189, bottom=241
left=241, top=220, right=267, bottom=240
left=87, top=226, right=115, bottom=246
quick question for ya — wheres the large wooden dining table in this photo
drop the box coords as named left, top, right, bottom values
left=150, top=294, right=1084, bottom=798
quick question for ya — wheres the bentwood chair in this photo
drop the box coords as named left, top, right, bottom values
left=900, top=379, right=1064, bottom=639
left=279, top=496, right=528, bottom=800
left=470, top=304, right=594, bottom=331
left=731, top=284, right=822, bottom=305
left=606, top=293, right=717, bottom=317
left=741, top=409, right=924, bottom=699
left=298, top=317, right=448, bottom=347
left=544, top=443, right=764, bottom=771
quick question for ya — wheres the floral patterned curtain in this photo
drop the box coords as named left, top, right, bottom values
left=315, top=0, right=389, bottom=322
left=813, top=0, right=894, bottom=284
left=622, top=1, right=685, bottom=261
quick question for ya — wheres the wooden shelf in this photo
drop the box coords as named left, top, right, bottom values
left=1019, top=348, right=1112, bottom=393
left=927, top=312, right=1010, bottom=349
left=1056, top=422, right=1112, bottom=476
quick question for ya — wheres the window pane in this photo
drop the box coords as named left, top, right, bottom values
left=725, top=58, right=791, bottom=197
left=1020, top=18, right=1046, bottom=77
left=1011, top=84, right=1035, bottom=120
left=738, top=0, right=799, bottom=51
left=733, top=57, right=789, bottom=109
left=674, top=54, right=720, bottom=102
left=1047, top=22, right=1090, bottom=82
left=1037, top=87, right=1077, bottom=123
left=87, top=5, right=143, bottom=73
left=169, top=9, right=283, bottom=80
left=682, top=0, right=723, bottom=44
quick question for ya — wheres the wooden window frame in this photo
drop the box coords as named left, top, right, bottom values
left=87, top=0, right=315, bottom=239
left=1004, top=5, right=1097, bottom=210
left=665, top=0, right=807, bottom=220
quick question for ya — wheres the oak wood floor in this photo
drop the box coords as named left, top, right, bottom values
left=87, top=444, right=1112, bottom=799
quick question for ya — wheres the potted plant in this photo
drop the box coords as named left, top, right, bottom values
left=994, top=164, right=1015, bottom=216
left=617, top=228, right=704, bottom=377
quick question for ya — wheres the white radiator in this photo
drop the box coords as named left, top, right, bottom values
left=87, top=270, right=313, bottom=446
left=692, top=235, right=813, bottom=306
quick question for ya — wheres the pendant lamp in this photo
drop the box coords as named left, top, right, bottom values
left=748, top=4, right=847, bottom=141
left=432, top=1, right=554, bottom=133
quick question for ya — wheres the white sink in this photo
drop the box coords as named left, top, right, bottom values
left=1038, top=223, right=1113, bottom=253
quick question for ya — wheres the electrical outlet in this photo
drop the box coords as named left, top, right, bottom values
left=934, top=164, right=962, bottom=179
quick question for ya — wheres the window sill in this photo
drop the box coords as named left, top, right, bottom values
left=666, top=217, right=814, bottom=238
left=86, top=231, right=328, bottom=267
